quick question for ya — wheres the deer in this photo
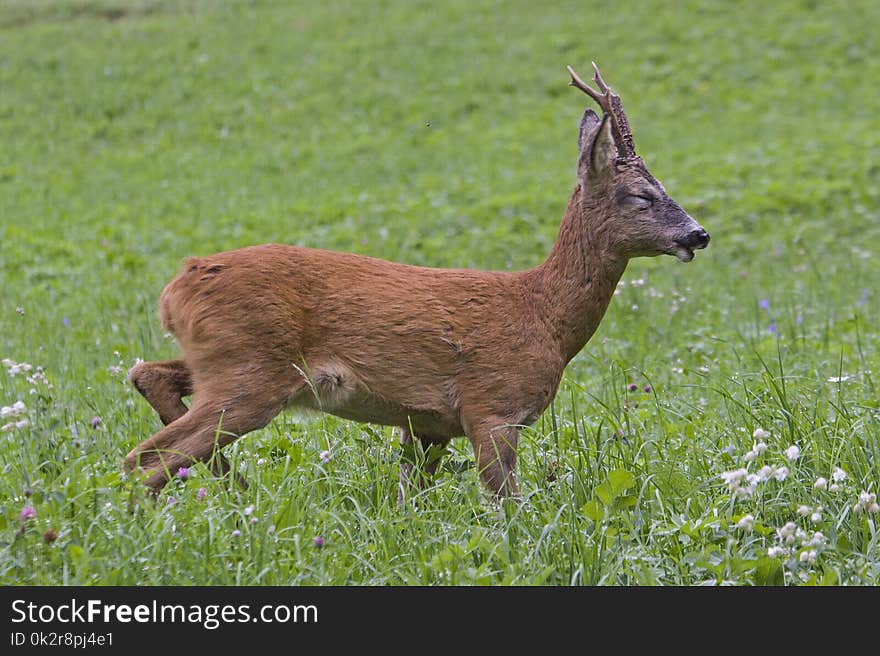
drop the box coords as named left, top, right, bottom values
left=125, top=63, right=709, bottom=504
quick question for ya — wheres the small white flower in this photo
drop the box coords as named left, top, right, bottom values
left=784, top=445, right=800, bottom=461
left=827, top=375, right=850, bottom=383
left=744, top=450, right=758, bottom=462
left=1, top=422, right=13, bottom=432
left=795, top=528, right=807, bottom=541
left=806, top=532, right=825, bottom=548
left=813, top=477, right=827, bottom=491
left=320, top=449, right=332, bottom=464
left=797, top=505, right=810, bottom=516
left=256, top=458, right=266, bottom=466
left=754, top=441, right=768, bottom=455
left=753, top=428, right=770, bottom=440
left=1, top=401, right=27, bottom=418
left=736, top=514, right=754, bottom=531
left=756, top=465, right=774, bottom=482
left=244, top=505, right=254, bottom=516
left=14, top=419, right=29, bottom=429
left=799, top=550, right=817, bottom=564
left=768, top=546, right=786, bottom=558
left=832, top=467, right=847, bottom=482
left=810, top=512, right=822, bottom=524
left=720, top=468, right=748, bottom=485
left=778, top=522, right=797, bottom=539
left=773, top=466, right=789, bottom=482
left=746, top=473, right=760, bottom=486
left=853, top=491, right=877, bottom=513
left=829, top=483, right=840, bottom=492
left=735, top=484, right=757, bottom=498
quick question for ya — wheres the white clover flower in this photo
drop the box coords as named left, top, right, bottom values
left=806, top=532, right=825, bottom=549
left=244, top=505, right=254, bottom=516
left=744, top=450, right=758, bottom=462
left=829, top=483, right=840, bottom=492
left=753, top=428, right=770, bottom=440
left=1, top=422, right=13, bottom=432
left=14, top=419, right=29, bottom=429
left=795, top=527, right=807, bottom=541
left=720, top=468, right=748, bottom=490
left=756, top=465, right=774, bottom=482
left=774, top=466, right=789, bottom=482
left=754, top=441, right=768, bottom=456
left=736, top=514, right=754, bottom=531
left=320, top=449, right=332, bottom=464
left=735, top=484, right=757, bottom=498
left=768, top=546, right=786, bottom=558
left=1, top=401, right=27, bottom=419
left=832, top=467, right=847, bottom=482
left=799, top=550, right=817, bottom=564
left=778, top=522, right=797, bottom=539
left=746, top=473, right=760, bottom=486
left=797, top=505, right=810, bottom=516
left=784, top=445, right=800, bottom=461
left=813, top=477, right=827, bottom=491
left=256, top=458, right=266, bottom=466
left=853, top=492, right=878, bottom=513
left=810, top=512, right=822, bottom=524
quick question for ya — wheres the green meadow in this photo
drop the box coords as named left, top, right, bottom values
left=1, top=0, right=879, bottom=585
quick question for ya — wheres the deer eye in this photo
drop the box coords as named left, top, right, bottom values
left=626, top=194, right=654, bottom=210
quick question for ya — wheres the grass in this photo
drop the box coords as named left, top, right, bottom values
left=1, top=0, right=879, bottom=585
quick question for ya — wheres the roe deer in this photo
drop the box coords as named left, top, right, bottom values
left=126, top=63, right=709, bottom=502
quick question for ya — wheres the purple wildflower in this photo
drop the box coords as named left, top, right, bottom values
left=768, top=320, right=777, bottom=334
left=313, top=536, right=325, bottom=548
left=196, top=487, right=207, bottom=501
left=627, top=383, right=638, bottom=392
left=643, top=385, right=652, bottom=393
left=231, top=529, right=241, bottom=538
left=176, top=467, right=190, bottom=481
left=759, top=299, right=770, bottom=310
left=20, top=506, right=36, bottom=522
left=90, top=416, right=101, bottom=429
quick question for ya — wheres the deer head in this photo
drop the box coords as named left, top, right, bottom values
left=568, top=63, right=709, bottom=262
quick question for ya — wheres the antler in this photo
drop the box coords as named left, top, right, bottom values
left=566, top=62, right=636, bottom=159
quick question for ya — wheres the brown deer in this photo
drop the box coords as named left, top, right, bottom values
left=125, top=63, right=709, bottom=502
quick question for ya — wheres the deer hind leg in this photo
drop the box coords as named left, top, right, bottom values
left=129, top=359, right=192, bottom=425
left=128, top=358, right=243, bottom=485
left=465, top=417, right=520, bottom=498
left=397, top=428, right=448, bottom=506
left=124, top=380, right=290, bottom=494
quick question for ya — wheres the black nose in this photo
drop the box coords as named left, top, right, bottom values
left=682, top=228, right=710, bottom=249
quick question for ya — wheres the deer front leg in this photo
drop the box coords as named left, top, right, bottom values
left=466, top=417, right=520, bottom=498
left=397, top=428, right=447, bottom=506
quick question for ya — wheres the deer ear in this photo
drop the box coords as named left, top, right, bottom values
left=578, top=113, right=617, bottom=182
left=590, top=114, right=618, bottom=174
left=578, top=108, right=601, bottom=152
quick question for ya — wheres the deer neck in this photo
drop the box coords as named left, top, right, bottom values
left=532, top=184, right=627, bottom=363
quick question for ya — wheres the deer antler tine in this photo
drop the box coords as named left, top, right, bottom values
left=591, top=61, right=610, bottom=93
left=566, top=65, right=604, bottom=105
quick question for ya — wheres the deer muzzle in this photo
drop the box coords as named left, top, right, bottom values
left=670, top=227, right=710, bottom=262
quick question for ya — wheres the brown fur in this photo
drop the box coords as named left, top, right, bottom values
left=125, top=66, right=709, bottom=500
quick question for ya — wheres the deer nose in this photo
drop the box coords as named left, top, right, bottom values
left=683, top=228, right=710, bottom=249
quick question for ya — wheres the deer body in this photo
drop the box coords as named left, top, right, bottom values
left=126, top=64, right=709, bottom=500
